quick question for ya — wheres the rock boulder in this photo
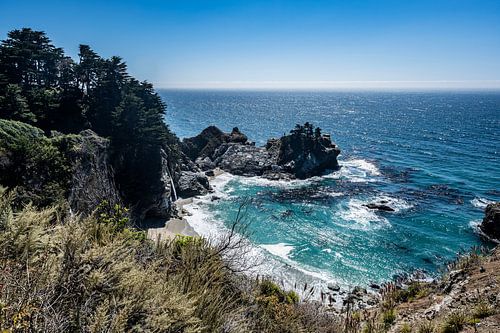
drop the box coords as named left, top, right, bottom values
left=480, top=202, right=500, bottom=241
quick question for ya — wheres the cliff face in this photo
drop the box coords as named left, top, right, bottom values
left=181, top=124, right=340, bottom=180
left=480, top=202, right=500, bottom=241
left=67, top=130, right=121, bottom=216
left=0, top=119, right=210, bottom=224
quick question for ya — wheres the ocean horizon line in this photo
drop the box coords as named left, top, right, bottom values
left=156, top=80, right=500, bottom=92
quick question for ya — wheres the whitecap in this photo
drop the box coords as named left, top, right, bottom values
left=324, top=158, right=381, bottom=183
left=369, top=195, right=413, bottom=213
left=470, top=197, right=494, bottom=209
left=343, top=159, right=381, bottom=176
left=261, top=243, right=295, bottom=260
left=336, top=199, right=389, bottom=229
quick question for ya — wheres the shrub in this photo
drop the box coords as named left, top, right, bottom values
left=440, top=312, right=467, bottom=333
left=400, top=322, right=412, bottom=333
left=259, top=280, right=299, bottom=305
left=417, top=321, right=435, bottom=333
left=382, top=309, right=397, bottom=327
left=472, top=301, right=495, bottom=319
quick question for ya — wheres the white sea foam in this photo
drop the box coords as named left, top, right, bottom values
left=324, top=158, right=381, bottom=183
left=469, top=219, right=481, bottom=229
left=335, top=195, right=412, bottom=230
left=261, top=243, right=295, bottom=260
left=336, top=199, right=389, bottom=229
left=344, top=159, right=381, bottom=176
left=237, top=175, right=316, bottom=188
left=183, top=185, right=350, bottom=303
left=470, top=197, right=494, bottom=209
left=371, top=195, right=413, bottom=213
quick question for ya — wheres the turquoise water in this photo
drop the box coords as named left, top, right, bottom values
left=161, top=90, right=500, bottom=288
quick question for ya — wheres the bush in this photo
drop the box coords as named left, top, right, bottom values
left=400, top=322, right=412, bottom=333
left=0, top=119, right=74, bottom=207
left=259, top=280, right=299, bottom=305
left=382, top=309, right=397, bottom=327
left=472, top=301, right=495, bottom=319
left=440, top=312, right=467, bottom=333
left=417, top=321, right=435, bottom=333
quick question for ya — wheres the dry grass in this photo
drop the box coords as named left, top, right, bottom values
left=0, top=193, right=349, bottom=332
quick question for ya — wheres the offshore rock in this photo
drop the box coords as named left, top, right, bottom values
left=480, top=202, right=500, bottom=241
left=182, top=123, right=340, bottom=180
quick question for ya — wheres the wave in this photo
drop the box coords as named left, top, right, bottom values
left=335, top=195, right=412, bottom=230
left=261, top=243, right=295, bottom=260
left=183, top=190, right=351, bottom=303
left=470, top=197, right=494, bottom=209
left=336, top=199, right=390, bottom=230
left=324, top=158, right=381, bottom=183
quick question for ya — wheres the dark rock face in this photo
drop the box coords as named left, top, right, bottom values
left=177, top=171, right=211, bottom=198
left=363, top=203, right=396, bottom=212
left=68, top=130, right=121, bottom=216
left=480, top=202, right=500, bottom=241
left=182, top=123, right=340, bottom=180
left=181, top=126, right=249, bottom=161
left=276, top=129, right=340, bottom=179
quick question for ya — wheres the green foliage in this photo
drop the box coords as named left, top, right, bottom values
left=95, top=200, right=129, bottom=231
left=400, top=323, right=412, bottom=333
left=0, top=28, right=180, bottom=218
left=440, top=312, right=467, bottom=333
left=382, top=309, right=397, bottom=327
left=417, top=321, right=435, bottom=333
left=0, top=119, right=74, bottom=207
left=259, top=280, right=300, bottom=305
left=471, top=301, right=495, bottom=319
left=0, top=84, right=34, bottom=121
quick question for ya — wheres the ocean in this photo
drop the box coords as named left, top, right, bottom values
left=160, top=90, right=500, bottom=294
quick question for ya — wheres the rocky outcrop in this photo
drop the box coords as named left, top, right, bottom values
left=68, top=130, right=121, bottom=216
left=182, top=123, right=340, bottom=180
left=480, top=202, right=500, bottom=241
left=182, top=126, right=248, bottom=161
left=177, top=171, right=211, bottom=198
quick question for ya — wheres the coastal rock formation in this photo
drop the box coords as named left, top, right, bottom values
left=177, top=171, right=211, bottom=198
left=182, top=126, right=248, bottom=161
left=480, top=202, right=500, bottom=241
left=68, top=130, right=121, bottom=216
left=182, top=123, right=340, bottom=180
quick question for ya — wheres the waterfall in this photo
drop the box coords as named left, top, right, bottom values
left=166, top=166, right=178, bottom=201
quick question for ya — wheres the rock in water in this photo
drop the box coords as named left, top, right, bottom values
left=276, top=125, right=340, bottom=178
left=363, top=203, right=396, bottom=212
left=182, top=123, right=340, bottom=180
left=480, top=202, right=500, bottom=240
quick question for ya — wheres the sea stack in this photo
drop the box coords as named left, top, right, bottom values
left=181, top=123, right=340, bottom=180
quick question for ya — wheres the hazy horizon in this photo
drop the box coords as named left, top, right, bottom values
left=156, top=80, right=500, bottom=91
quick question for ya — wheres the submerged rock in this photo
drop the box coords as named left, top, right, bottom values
left=480, top=202, right=500, bottom=241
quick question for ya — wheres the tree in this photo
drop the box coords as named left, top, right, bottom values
left=0, top=84, right=34, bottom=122
left=314, top=127, right=322, bottom=139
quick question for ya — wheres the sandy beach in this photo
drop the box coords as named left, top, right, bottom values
left=146, top=168, right=225, bottom=241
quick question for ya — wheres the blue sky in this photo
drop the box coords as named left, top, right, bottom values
left=1, top=0, right=500, bottom=89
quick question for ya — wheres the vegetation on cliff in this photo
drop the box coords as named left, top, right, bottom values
left=0, top=28, right=180, bottom=221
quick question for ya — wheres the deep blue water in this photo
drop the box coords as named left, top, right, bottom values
left=161, top=90, right=500, bottom=289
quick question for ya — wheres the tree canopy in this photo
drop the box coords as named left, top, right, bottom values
left=0, top=28, right=179, bottom=220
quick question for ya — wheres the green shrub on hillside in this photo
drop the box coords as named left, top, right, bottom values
left=0, top=119, right=74, bottom=207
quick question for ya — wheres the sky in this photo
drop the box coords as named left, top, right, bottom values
left=1, top=0, right=500, bottom=90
